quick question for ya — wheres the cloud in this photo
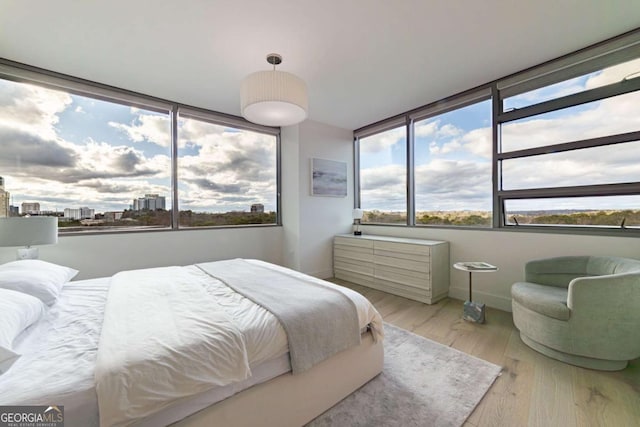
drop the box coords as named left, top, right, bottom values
left=414, top=159, right=491, bottom=210
left=109, top=112, right=171, bottom=147
left=186, top=178, right=243, bottom=194
left=415, top=121, right=437, bottom=137
left=81, top=180, right=141, bottom=194
left=502, top=90, right=640, bottom=150
left=585, top=58, right=640, bottom=89
left=437, top=123, right=462, bottom=138
left=0, top=80, right=71, bottom=140
left=416, top=117, right=491, bottom=159
left=359, top=126, right=405, bottom=153
left=0, top=127, right=77, bottom=168
left=506, top=58, right=640, bottom=108
left=502, top=141, right=640, bottom=190
left=460, top=127, right=491, bottom=158
left=0, top=79, right=278, bottom=213
left=359, top=164, right=406, bottom=210
left=176, top=119, right=277, bottom=210
left=0, top=124, right=170, bottom=212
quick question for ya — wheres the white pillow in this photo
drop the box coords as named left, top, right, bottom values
left=0, top=260, right=78, bottom=305
left=0, top=288, right=46, bottom=374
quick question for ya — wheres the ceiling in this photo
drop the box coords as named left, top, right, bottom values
left=1, top=1, right=639, bottom=130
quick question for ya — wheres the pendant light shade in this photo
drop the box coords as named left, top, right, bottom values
left=240, top=54, right=308, bottom=127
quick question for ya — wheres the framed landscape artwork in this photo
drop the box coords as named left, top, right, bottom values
left=311, top=158, right=348, bottom=197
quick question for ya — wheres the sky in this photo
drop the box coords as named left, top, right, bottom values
left=0, top=80, right=277, bottom=214
left=359, top=58, right=640, bottom=212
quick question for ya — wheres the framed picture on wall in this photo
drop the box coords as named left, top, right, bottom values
left=311, top=158, right=348, bottom=197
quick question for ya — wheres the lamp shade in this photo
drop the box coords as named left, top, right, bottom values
left=241, top=69, right=308, bottom=127
left=352, top=208, right=364, bottom=220
left=0, top=216, right=58, bottom=247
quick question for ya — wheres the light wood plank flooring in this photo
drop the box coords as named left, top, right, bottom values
left=333, top=279, right=640, bottom=427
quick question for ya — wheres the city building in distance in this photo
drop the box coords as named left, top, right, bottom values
left=0, top=177, right=9, bottom=217
left=21, top=202, right=40, bottom=215
left=133, top=194, right=166, bottom=211
left=64, top=207, right=95, bottom=220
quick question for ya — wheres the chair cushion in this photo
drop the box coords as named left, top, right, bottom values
left=511, top=282, right=570, bottom=321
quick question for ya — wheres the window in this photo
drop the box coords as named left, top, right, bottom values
left=0, top=78, right=172, bottom=232
left=414, top=99, right=492, bottom=226
left=500, top=141, right=640, bottom=190
left=503, top=57, right=640, bottom=111
left=357, top=125, right=407, bottom=224
left=0, top=61, right=280, bottom=233
left=355, top=29, right=640, bottom=234
left=501, top=90, right=640, bottom=153
left=177, top=115, right=277, bottom=226
left=497, top=51, right=640, bottom=230
left=504, top=196, right=640, bottom=229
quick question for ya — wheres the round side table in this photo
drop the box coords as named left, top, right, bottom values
left=453, top=262, right=498, bottom=323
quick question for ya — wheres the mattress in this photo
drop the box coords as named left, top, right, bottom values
left=0, top=261, right=382, bottom=426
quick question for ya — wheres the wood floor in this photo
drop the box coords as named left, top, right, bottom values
left=333, top=279, right=640, bottom=427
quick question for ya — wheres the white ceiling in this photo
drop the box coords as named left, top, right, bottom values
left=1, top=1, right=639, bottom=130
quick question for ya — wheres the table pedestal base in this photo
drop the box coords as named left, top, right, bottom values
left=463, top=301, right=485, bottom=323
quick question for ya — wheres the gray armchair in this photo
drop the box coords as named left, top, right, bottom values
left=511, top=256, right=640, bottom=371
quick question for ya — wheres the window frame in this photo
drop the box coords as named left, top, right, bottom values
left=355, top=118, right=409, bottom=225
left=354, top=87, right=493, bottom=228
left=496, top=35, right=640, bottom=234
left=354, top=28, right=640, bottom=236
left=0, top=59, right=282, bottom=235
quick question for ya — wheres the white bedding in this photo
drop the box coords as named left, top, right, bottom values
left=0, top=260, right=383, bottom=426
left=96, top=266, right=254, bottom=426
left=0, top=278, right=108, bottom=426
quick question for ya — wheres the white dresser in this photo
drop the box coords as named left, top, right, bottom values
left=333, top=234, right=450, bottom=304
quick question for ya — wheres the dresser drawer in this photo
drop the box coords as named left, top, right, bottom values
left=334, top=248, right=374, bottom=263
left=375, top=264, right=430, bottom=289
left=334, top=236, right=374, bottom=249
left=334, top=243, right=373, bottom=255
left=373, top=255, right=429, bottom=273
left=374, top=248, right=430, bottom=262
left=335, top=269, right=375, bottom=287
left=374, top=240, right=431, bottom=256
left=334, top=258, right=375, bottom=276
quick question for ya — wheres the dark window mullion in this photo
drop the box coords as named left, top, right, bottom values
left=406, top=117, right=415, bottom=226
left=498, top=131, right=640, bottom=160
left=498, top=182, right=640, bottom=199
left=498, top=77, right=640, bottom=123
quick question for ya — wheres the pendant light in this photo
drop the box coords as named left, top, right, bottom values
left=240, top=53, right=308, bottom=127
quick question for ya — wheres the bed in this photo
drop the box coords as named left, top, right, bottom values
left=0, top=258, right=384, bottom=427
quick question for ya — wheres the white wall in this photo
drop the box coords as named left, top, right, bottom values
left=359, top=225, right=640, bottom=311
left=0, top=227, right=283, bottom=280
left=281, top=125, right=302, bottom=271
left=281, top=120, right=354, bottom=278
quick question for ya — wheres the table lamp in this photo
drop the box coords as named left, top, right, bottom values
left=352, top=208, right=364, bottom=236
left=0, top=216, right=58, bottom=259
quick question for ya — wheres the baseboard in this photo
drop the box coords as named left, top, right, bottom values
left=448, top=286, right=512, bottom=312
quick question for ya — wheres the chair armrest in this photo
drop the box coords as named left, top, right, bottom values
left=567, top=272, right=640, bottom=315
left=525, top=256, right=590, bottom=287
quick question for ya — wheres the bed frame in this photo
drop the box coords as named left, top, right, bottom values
left=174, top=332, right=383, bottom=427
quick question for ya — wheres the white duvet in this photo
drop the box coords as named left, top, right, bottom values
left=96, top=260, right=383, bottom=426
left=96, top=266, right=252, bottom=426
left=0, top=260, right=383, bottom=427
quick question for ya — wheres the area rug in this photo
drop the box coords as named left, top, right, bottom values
left=307, top=323, right=502, bottom=427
